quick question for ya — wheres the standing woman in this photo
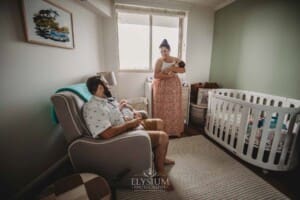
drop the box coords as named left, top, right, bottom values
left=152, top=39, right=185, bottom=137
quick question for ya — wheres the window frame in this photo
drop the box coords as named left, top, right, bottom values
left=116, top=5, right=186, bottom=72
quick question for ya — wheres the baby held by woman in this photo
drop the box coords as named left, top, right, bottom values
left=164, top=60, right=186, bottom=75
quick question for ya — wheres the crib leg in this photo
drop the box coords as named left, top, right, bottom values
left=262, top=169, right=269, bottom=174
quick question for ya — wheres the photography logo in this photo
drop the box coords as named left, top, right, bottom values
left=131, top=168, right=169, bottom=191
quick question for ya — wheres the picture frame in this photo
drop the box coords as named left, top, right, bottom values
left=22, top=0, right=75, bottom=49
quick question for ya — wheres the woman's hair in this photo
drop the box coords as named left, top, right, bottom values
left=159, top=39, right=170, bottom=50
left=86, top=76, right=112, bottom=97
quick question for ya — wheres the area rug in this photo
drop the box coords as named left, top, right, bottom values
left=117, top=135, right=289, bottom=200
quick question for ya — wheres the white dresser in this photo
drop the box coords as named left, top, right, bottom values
left=145, top=81, right=190, bottom=124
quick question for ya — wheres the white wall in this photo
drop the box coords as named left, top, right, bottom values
left=0, top=0, right=104, bottom=196
left=77, top=0, right=113, bottom=17
left=102, top=0, right=214, bottom=98
left=186, top=6, right=214, bottom=83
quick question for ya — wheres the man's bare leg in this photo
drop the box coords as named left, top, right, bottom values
left=148, top=131, right=174, bottom=191
left=148, top=131, right=168, bottom=174
left=149, top=119, right=175, bottom=165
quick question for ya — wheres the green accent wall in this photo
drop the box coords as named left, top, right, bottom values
left=210, top=0, right=300, bottom=99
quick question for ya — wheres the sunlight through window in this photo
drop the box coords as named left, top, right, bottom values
left=117, top=8, right=185, bottom=71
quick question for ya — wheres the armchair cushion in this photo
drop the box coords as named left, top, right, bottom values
left=51, top=91, right=92, bottom=143
left=68, top=130, right=152, bottom=186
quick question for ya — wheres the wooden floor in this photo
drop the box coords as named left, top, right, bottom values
left=183, top=124, right=300, bottom=200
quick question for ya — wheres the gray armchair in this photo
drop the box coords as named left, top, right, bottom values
left=51, top=91, right=152, bottom=186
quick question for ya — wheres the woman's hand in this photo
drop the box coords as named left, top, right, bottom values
left=163, top=67, right=171, bottom=74
left=162, top=68, right=168, bottom=74
left=154, top=59, right=178, bottom=79
left=168, top=71, right=176, bottom=77
left=163, top=66, right=178, bottom=75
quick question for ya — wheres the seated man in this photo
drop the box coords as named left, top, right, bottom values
left=83, top=76, right=174, bottom=189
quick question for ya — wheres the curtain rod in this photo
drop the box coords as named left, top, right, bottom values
left=115, top=3, right=186, bottom=17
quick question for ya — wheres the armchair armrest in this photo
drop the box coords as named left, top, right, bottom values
left=68, top=130, right=152, bottom=187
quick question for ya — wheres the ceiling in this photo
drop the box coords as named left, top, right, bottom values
left=175, top=0, right=236, bottom=10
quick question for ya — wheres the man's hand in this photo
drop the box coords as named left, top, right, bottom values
left=126, top=118, right=141, bottom=130
left=119, top=102, right=126, bottom=109
left=100, top=118, right=141, bottom=139
left=124, top=116, right=131, bottom=121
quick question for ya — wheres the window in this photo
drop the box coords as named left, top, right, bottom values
left=117, top=6, right=185, bottom=71
left=152, top=15, right=180, bottom=68
left=118, top=12, right=150, bottom=70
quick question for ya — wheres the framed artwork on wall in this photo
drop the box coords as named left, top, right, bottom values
left=22, top=0, right=75, bottom=49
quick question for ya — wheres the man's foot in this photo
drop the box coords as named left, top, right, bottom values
left=156, top=171, right=174, bottom=191
left=163, top=179, right=174, bottom=191
left=164, top=158, right=175, bottom=165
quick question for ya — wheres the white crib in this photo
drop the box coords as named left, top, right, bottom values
left=205, top=89, right=300, bottom=171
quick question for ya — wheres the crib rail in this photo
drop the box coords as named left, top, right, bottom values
left=205, top=89, right=300, bottom=171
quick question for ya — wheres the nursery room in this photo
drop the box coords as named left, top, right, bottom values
left=0, top=0, right=300, bottom=199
